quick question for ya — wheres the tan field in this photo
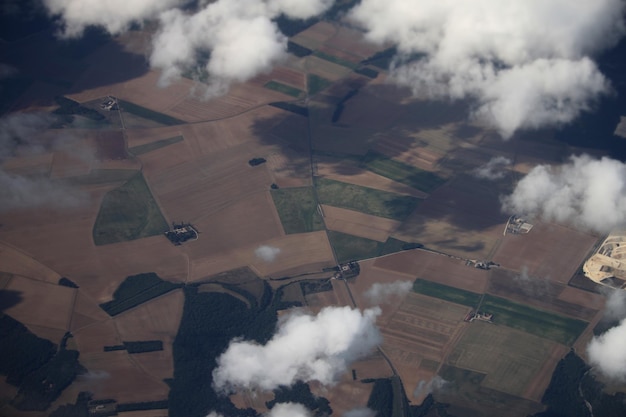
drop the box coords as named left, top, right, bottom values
left=0, top=242, right=62, bottom=283
left=323, top=205, right=401, bottom=242
left=324, top=25, right=384, bottom=60
left=493, top=221, right=600, bottom=284
left=291, top=21, right=337, bottom=50
left=316, top=156, right=428, bottom=198
left=2, top=153, right=54, bottom=177
left=2, top=275, right=75, bottom=337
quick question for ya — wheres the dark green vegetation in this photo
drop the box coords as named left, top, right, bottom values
left=328, top=233, right=421, bottom=263
left=264, top=81, right=303, bottom=98
left=412, top=279, right=482, bottom=307
left=99, top=273, right=182, bottom=317
left=300, top=279, right=333, bottom=296
left=92, top=173, right=169, bottom=245
left=362, top=150, right=447, bottom=193
left=103, top=340, right=163, bottom=353
left=269, top=101, right=309, bottom=117
left=481, top=295, right=588, bottom=345
left=128, top=135, right=184, bottom=156
left=58, top=277, right=79, bottom=288
left=0, top=318, right=84, bottom=411
left=117, top=99, right=185, bottom=126
left=117, top=400, right=169, bottom=412
left=271, top=187, right=325, bottom=234
left=266, top=382, right=332, bottom=417
left=361, top=47, right=398, bottom=69
left=533, top=351, right=626, bottom=417
left=307, top=74, right=333, bottom=95
left=331, top=89, right=359, bottom=123
left=365, top=377, right=451, bottom=417
left=287, top=41, right=312, bottom=57
left=48, top=392, right=91, bottom=417
left=315, top=178, right=421, bottom=220
left=53, top=96, right=105, bottom=121
left=313, top=51, right=358, bottom=69
left=354, top=67, right=379, bottom=79
left=169, top=282, right=291, bottom=417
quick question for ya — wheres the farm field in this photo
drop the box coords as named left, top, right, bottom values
left=412, top=278, right=482, bottom=307
left=315, top=177, right=420, bottom=220
left=322, top=205, right=401, bottom=242
left=271, top=187, right=325, bottom=234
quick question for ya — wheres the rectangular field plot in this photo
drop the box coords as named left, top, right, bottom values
left=315, top=178, right=420, bottom=221
left=446, top=322, right=556, bottom=397
left=481, top=295, right=588, bottom=345
left=327, top=232, right=414, bottom=263
left=263, top=81, right=303, bottom=98
left=271, top=187, right=325, bottom=234
left=361, top=150, right=447, bottom=194
left=413, top=278, right=482, bottom=307
left=118, top=99, right=185, bottom=126
left=128, top=135, right=184, bottom=156
left=382, top=293, right=470, bottom=365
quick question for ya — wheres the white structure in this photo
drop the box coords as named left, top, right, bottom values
left=583, top=233, right=626, bottom=289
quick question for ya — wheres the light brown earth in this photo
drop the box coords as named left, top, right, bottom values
left=2, top=275, right=75, bottom=336
left=315, top=156, right=428, bottom=198
left=322, top=205, right=401, bottom=242
left=492, top=221, right=600, bottom=284
left=2, top=153, right=54, bottom=177
left=0, top=241, right=62, bottom=283
left=290, top=21, right=337, bottom=50
left=373, top=250, right=490, bottom=293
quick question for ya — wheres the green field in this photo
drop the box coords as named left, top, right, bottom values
left=313, top=51, right=358, bottom=69
left=412, top=279, right=482, bottom=307
left=362, top=150, right=447, bottom=193
left=315, top=178, right=420, bottom=220
left=263, top=81, right=303, bottom=98
left=118, top=99, right=185, bottom=126
left=271, top=187, right=324, bottom=234
left=100, top=273, right=182, bottom=316
left=307, top=74, right=333, bottom=95
left=481, top=295, right=588, bottom=345
left=128, top=135, right=184, bottom=156
left=92, top=173, right=169, bottom=245
left=328, top=233, right=417, bottom=263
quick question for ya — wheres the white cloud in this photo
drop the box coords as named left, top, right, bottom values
left=213, top=306, right=382, bottom=392
left=44, top=0, right=336, bottom=95
left=349, top=0, right=624, bottom=138
left=364, top=280, right=412, bottom=304
left=267, top=403, right=312, bottom=417
left=588, top=318, right=626, bottom=381
left=42, top=0, right=182, bottom=37
left=473, top=156, right=512, bottom=180
left=604, top=289, right=626, bottom=322
left=501, top=154, right=626, bottom=233
left=255, top=245, right=281, bottom=262
left=412, top=376, right=447, bottom=399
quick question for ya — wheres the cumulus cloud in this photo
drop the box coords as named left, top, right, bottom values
left=501, top=154, right=626, bottom=233
left=588, top=318, right=626, bottom=381
left=604, top=289, right=626, bottom=322
left=473, top=156, right=512, bottom=180
left=267, top=403, right=312, bottom=417
left=44, top=0, right=335, bottom=95
left=364, top=280, right=412, bottom=304
left=213, top=306, right=382, bottom=392
left=255, top=245, right=281, bottom=262
left=349, top=0, right=624, bottom=137
left=413, top=376, right=447, bottom=399
left=0, top=112, right=87, bottom=211
left=42, top=0, right=182, bottom=37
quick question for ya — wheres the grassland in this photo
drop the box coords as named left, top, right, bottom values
left=100, top=273, right=182, bottom=316
left=315, top=178, right=420, bottom=220
left=263, top=81, right=303, bottom=98
left=118, top=99, right=185, bottom=126
left=313, top=51, right=358, bottom=69
left=271, top=187, right=325, bottom=234
left=361, top=150, right=447, bottom=193
left=412, top=279, right=482, bottom=307
left=307, top=74, right=333, bottom=95
left=481, top=295, right=588, bottom=345
left=128, top=135, right=184, bottom=156
left=93, top=173, right=169, bottom=245
left=328, top=232, right=416, bottom=263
